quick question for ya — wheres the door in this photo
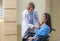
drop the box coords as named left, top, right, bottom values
left=2, top=0, right=17, bottom=41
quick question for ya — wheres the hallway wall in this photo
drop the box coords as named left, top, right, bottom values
left=46, top=0, right=60, bottom=41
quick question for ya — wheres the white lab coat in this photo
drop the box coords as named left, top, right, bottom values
left=22, top=9, right=39, bottom=38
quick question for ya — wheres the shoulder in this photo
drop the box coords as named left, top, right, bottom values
left=23, top=9, right=28, bottom=15
left=33, top=10, right=38, bottom=16
left=41, top=24, right=50, bottom=29
left=33, top=10, right=38, bottom=13
left=44, top=25, right=50, bottom=29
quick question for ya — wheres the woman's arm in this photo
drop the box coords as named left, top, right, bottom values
left=34, top=10, right=39, bottom=23
left=28, top=37, right=36, bottom=41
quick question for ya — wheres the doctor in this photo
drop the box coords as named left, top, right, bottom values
left=22, top=2, right=39, bottom=41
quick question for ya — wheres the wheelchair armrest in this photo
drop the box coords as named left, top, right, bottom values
left=38, top=35, right=50, bottom=38
left=37, top=35, right=50, bottom=41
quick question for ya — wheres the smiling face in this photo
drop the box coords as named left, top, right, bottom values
left=41, top=14, right=47, bottom=23
left=41, top=13, right=52, bottom=31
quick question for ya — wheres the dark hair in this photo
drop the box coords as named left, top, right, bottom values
left=44, top=13, right=52, bottom=33
left=27, top=2, right=35, bottom=10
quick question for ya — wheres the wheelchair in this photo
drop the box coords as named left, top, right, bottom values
left=22, top=32, right=35, bottom=41
left=37, top=35, right=50, bottom=41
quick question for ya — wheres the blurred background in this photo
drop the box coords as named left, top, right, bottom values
left=0, top=0, right=60, bottom=41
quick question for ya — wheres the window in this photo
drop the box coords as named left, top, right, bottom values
left=0, top=0, right=3, bottom=19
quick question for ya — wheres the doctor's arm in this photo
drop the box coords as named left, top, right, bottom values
left=23, top=12, right=34, bottom=28
left=35, top=11, right=39, bottom=23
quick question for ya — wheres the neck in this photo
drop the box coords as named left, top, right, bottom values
left=39, top=22, right=46, bottom=26
left=43, top=23, right=46, bottom=25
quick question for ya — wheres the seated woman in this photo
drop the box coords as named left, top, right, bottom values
left=28, top=13, right=52, bottom=41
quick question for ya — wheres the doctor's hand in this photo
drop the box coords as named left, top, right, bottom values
left=33, top=24, right=40, bottom=29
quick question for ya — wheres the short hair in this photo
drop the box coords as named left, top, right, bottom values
left=27, top=2, right=35, bottom=10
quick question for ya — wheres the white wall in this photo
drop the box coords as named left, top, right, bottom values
left=17, top=0, right=46, bottom=25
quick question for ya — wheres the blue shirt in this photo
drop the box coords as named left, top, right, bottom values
left=34, top=24, right=50, bottom=38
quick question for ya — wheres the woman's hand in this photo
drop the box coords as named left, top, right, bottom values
left=28, top=37, right=33, bottom=40
left=28, top=37, right=34, bottom=41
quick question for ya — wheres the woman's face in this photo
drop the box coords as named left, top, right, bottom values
left=41, top=14, right=47, bottom=23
